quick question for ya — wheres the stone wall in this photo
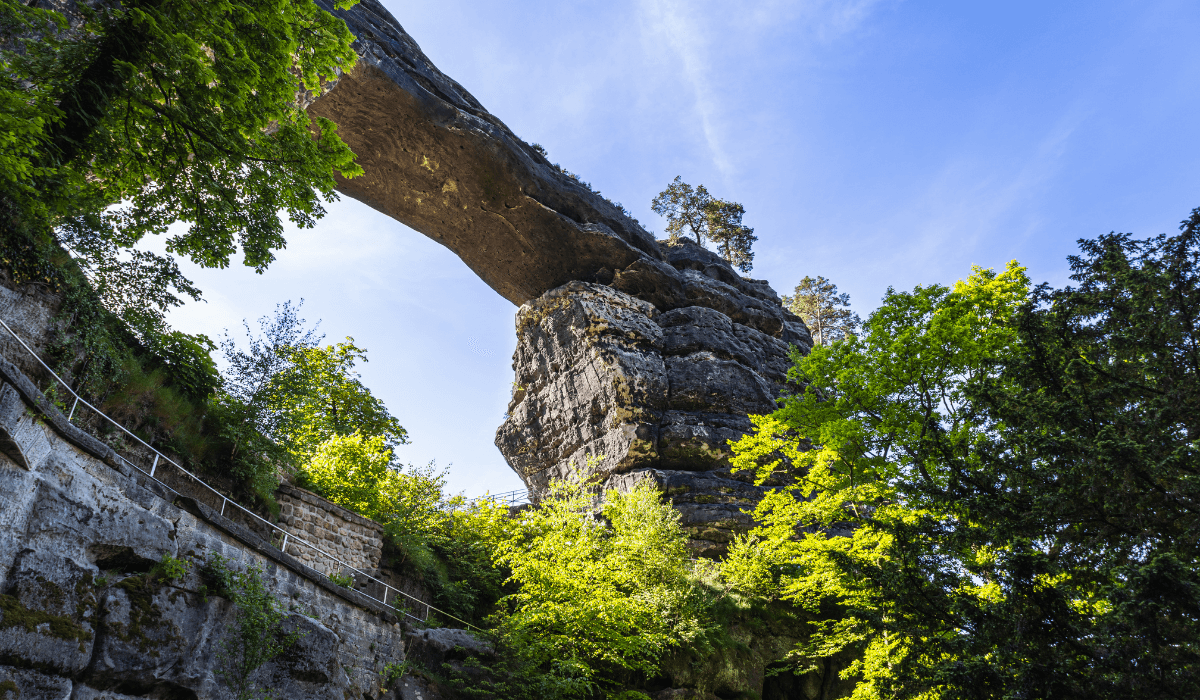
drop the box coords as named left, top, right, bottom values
left=0, top=355, right=408, bottom=700
left=277, top=484, right=385, bottom=577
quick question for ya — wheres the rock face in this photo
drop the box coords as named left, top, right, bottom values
left=496, top=239, right=811, bottom=555
left=310, top=0, right=663, bottom=306
left=304, top=2, right=814, bottom=552
left=0, top=357, right=408, bottom=700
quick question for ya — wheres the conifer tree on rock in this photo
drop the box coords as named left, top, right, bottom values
left=782, top=275, right=861, bottom=346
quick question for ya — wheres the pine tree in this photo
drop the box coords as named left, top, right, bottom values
left=782, top=276, right=860, bottom=346
left=705, top=199, right=756, bottom=272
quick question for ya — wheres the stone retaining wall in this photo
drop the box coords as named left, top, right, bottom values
left=277, top=483, right=385, bottom=576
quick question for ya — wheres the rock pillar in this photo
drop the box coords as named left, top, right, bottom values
left=497, top=239, right=811, bottom=555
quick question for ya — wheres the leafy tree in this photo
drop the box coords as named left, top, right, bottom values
left=272, top=339, right=408, bottom=463
left=781, top=275, right=861, bottom=346
left=651, top=176, right=756, bottom=271
left=726, top=262, right=1031, bottom=697
left=1, top=0, right=363, bottom=261
left=493, top=478, right=713, bottom=698
left=651, top=176, right=713, bottom=245
left=303, top=432, right=445, bottom=548
left=0, top=0, right=364, bottom=384
left=212, top=301, right=322, bottom=495
left=728, top=213, right=1200, bottom=699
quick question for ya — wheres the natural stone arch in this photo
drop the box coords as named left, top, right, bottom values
left=310, top=0, right=814, bottom=554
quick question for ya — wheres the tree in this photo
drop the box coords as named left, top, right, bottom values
left=705, top=199, right=756, bottom=273
left=781, top=276, right=861, bottom=346
left=651, top=176, right=756, bottom=271
left=211, top=301, right=322, bottom=495
left=651, top=176, right=713, bottom=246
left=271, top=338, right=409, bottom=463
left=727, top=212, right=1200, bottom=699
left=726, top=262, right=1030, bottom=699
left=493, top=478, right=714, bottom=698
left=0, top=0, right=364, bottom=351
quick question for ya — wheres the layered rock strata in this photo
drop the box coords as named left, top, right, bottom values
left=496, top=239, right=811, bottom=555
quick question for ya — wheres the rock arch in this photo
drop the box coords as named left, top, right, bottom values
left=310, top=0, right=813, bottom=553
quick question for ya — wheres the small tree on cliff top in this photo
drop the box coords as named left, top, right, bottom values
left=651, top=176, right=757, bottom=272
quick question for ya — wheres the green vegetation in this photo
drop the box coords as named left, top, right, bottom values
left=651, top=176, right=757, bottom=272
left=782, top=275, right=861, bottom=347
left=726, top=211, right=1200, bottom=698
left=153, top=554, right=191, bottom=582
left=0, top=0, right=365, bottom=502
left=490, top=478, right=713, bottom=698
left=0, top=0, right=361, bottom=278
left=204, top=554, right=304, bottom=700
left=0, top=592, right=92, bottom=643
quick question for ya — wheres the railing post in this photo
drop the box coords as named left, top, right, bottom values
left=280, top=532, right=289, bottom=554
left=220, top=497, right=227, bottom=517
left=68, top=397, right=78, bottom=421
left=149, top=454, right=159, bottom=478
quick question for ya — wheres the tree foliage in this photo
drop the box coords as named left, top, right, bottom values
left=205, top=554, right=303, bottom=700
left=728, top=212, right=1200, bottom=699
left=493, top=478, right=714, bottom=698
left=782, top=275, right=861, bottom=346
left=0, top=0, right=364, bottom=399
left=1, top=0, right=362, bottom=265
left=272, top=339, right=408, bottom=463
left=651, top=176, right=756, bottom=272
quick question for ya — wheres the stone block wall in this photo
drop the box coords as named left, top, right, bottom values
left=277, top=484, right=385, bottom=576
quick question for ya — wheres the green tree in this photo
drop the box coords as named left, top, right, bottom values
left=213, top=301, right=323, bottom=495
left=493, top=478, right=713, bottom=698
left=781, top=275, right=861, bottom=346
left=303, top=433, right=445, bottom=546
left=705, top=199, right=756, bottom=273
left=271, top=339, right=408, bottom=463
left=651, top=176, right=713, bottom=245
left=0, top=0, right=364, bottom=352
left=728, top=214, right=1200, bottom=699
left=651, top=176, right=756, bottom=271
left=726, top=262, right=1031, bottom=699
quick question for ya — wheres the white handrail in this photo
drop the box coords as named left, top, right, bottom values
left=465, top=488, right=530, bottom=507
left=0, top=317, right=480, bottom=631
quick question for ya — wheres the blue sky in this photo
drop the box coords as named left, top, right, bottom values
left=161, top=0, right=1200, bottom=496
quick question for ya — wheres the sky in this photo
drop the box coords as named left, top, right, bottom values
left=159, top=0, right=1200, bottom=497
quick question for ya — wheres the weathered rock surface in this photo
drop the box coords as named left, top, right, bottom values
left=309, top=0, right=663, bottom=306
left=497, top=239, right=811, bottom=555
left=0, top=361, right=407, bottom=700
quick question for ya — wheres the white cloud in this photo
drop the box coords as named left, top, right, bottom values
left=636, top=0, right=890, bottom=181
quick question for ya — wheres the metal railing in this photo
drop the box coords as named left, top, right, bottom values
left=466, top=488, right=530, bottom=508
left=0, top=317, right=481, bottom=631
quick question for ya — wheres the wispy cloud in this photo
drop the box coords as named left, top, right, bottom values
left=636, top=0, right=890, bottom=180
